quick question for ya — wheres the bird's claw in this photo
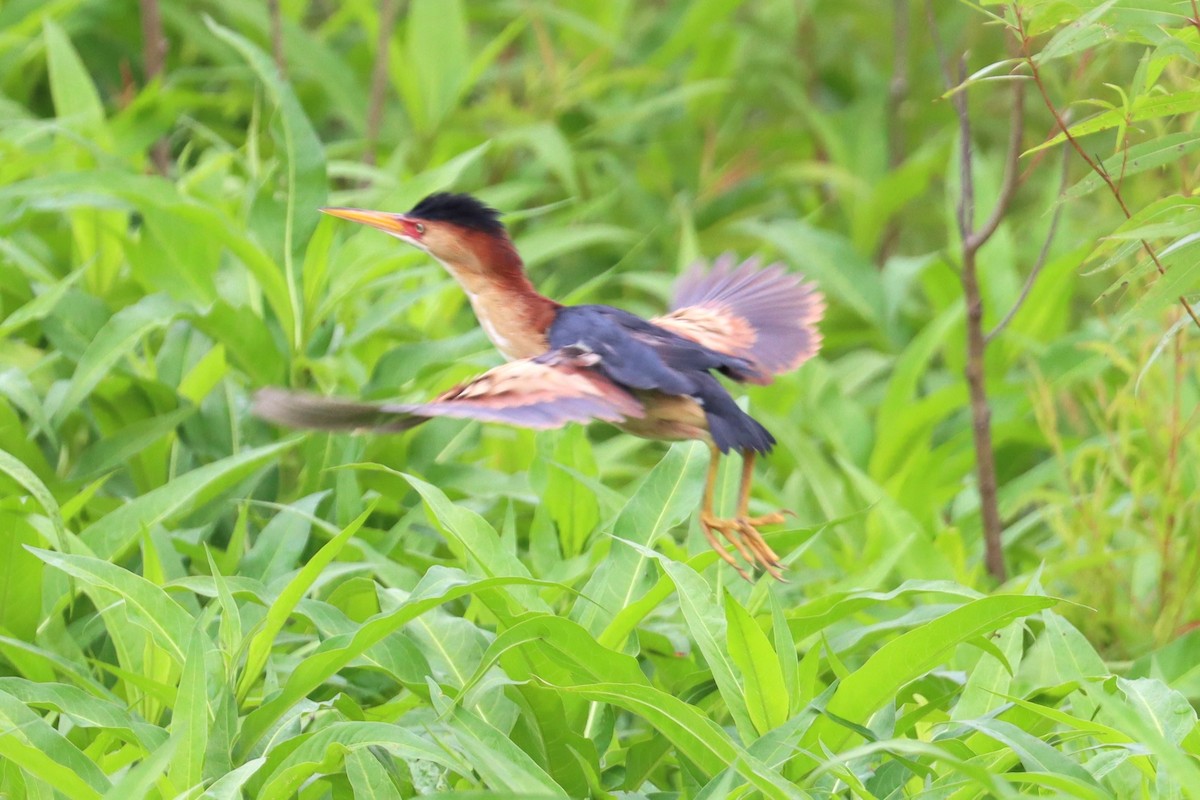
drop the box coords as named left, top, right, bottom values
left=699, top=511, right=787, bottom=582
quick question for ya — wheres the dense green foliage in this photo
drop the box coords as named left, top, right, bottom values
left=2, top=0, right=1200, bottom=797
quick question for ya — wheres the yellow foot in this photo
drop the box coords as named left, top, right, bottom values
left=699, top=511, right=788, bottom=581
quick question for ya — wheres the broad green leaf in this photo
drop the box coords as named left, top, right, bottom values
left=0, top=690, right=111, bottom=799
left=169, top=629, right=211, bottom=793
left=547, top=681, right=797, bottom=799
left=0, top=678, right=166, bottom=750
left=0, top=514, right=46, bottom=640
left=400, top=0, right=470, bottom=131
left=959, top=719, right=1101, bottom=792
left=237, top=504, right=373, bottom=700
left=80, top=439, right=299, bottom=559
left=770, top=590, right=800, bottom=715
left=433, top=687, right=569, bottom=799
left=0, top=448, right=67, bottom=549
left=654, top=557, right=756, bottom=741
left=1064, top=132, right=1200, bottom=201
left=801, top=595, right=1057, bottom=757
left=69, top=407, right=194, bottom=480
left=252, top=722, right=467, bottom=799
left=239, top=491, right=326, bottom=582
left=0, top=269, right=84, bottom=339
left=43, top=19, right=111, bottom=147
left=1034, top=1, right=1118, bottom=62
left=199, top=759, right=267, bottom=800
left=953, top=618, right=1025, bottom=720
left=397, top=470, right=551, bottom=614
left=460, top=613, right=647, bottom=702
left=573, top=441, right=707, bottom=637
left=206, top=19, right=327, bottom=349
left=101, top=739, right=176, bottom=800
left=1118, top=677, right=1197, bottom=745
left=726, top=592, right=788, bottom=735
left=238, top=569, right=566, bottom=755
left=344, top=749, right=403, bottom=799
left=52, top=294, right=187, bottom=426
left=1027, top=92, right=1200, bottom=155
left=30, top=549, right=194, bottom=665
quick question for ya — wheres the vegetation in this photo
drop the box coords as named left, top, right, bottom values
left=2, top=0, right=1199, bottom=796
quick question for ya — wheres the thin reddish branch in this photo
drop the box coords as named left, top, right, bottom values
left=1012, top=2, right=1200, bottom=331
left=888, top=0, right=911, bottom=168
left=138, top=0, right=170, bottom=175
left=365, top=0, right=400, bottom=168
left=268, top=0, right=287, bottom=78
left=988, top=141, right=1070, bottom=342
left=967, top=78, right=1026, bottom=250
left=927, top=0, right=1014, bottom=582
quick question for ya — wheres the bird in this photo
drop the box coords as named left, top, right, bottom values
left=253, top=193, right=824, bottom=580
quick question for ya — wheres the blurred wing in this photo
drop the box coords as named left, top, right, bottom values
left=252, top=389, right=426, bottom=432
left=253, top=351, right=644, bottom=434
left=653, top=254, right=824, bottom=380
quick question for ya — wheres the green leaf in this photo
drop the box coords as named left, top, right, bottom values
left=101, top=739, right=177, bottom=800
left=433, top=687, right=569, bottom=798
left=0, top=448, right=67, bottom=550
left=0, top=690, right=111, bottom=799
left=801, top=595, right=1057, bottom=757
left=169, top=629, right=211, bottom=793
left=43, top=19, right=111, bottom=147
left=960, top=719, right=1101, bottom=791
left=651, top=558, right=755, bottom=741
left=400, top=0, right=470, bottom=131
left=726, top=592, right=789, bottom=735
left=30, top=549, right=194, bottom=665
left=0, top=515, right=44, bottom=646
left=79, top=439, right=299, bottom=559
left=460, top=613, right=648, bottom=702
left=206, top=18, right=327, bottom=350
left=237, top=504, right=374, bottom=700
left=1064, top=132, right=1200, bottom=201
left=52, top=294, right=187, bottom=426
left=238, top=569, right=566, bottom=755
left=69, top=407, right=195, bottom=480
left=547, top=681, right=796, bottom=799
left=253, top=722, right=466, bottom=799
left=344, top=749, right=403, bottom=799
left=0, top=268, right=84, bottom=339
left=574, top=441, right=708, bottom=638
left=1027, top=91, right=1200, bottom=155
left=1118, top=677, right=1197, bottom=745
left=0, top=678, right=166, bottom=750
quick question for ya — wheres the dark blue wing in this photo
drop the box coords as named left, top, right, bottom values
left=547, top=305, right=776, bottom=453
left=548, top=306, right=763, bottom=390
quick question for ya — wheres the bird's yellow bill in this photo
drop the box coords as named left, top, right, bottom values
left=320, top=207, right=408, bottom=235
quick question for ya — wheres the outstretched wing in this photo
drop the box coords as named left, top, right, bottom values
left=653, top=254, right=824, bottom=381
left=253, top=350, right=644, bottom=434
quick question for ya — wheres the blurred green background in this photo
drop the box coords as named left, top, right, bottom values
left=2, top=0, right=1200, bottom=797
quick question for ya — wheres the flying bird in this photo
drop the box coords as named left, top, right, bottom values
left=254, top=193, right=824, bottom=579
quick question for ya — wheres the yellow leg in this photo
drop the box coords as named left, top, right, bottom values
left=734, top=450, right=786, bottom=580
left=699, top=446, right=754, bottom=579
left=697, top=446, right=788, bottom=581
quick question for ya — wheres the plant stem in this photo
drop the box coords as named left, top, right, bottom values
left=365, top=0, right=400, bottom=168
left=268, top=0, right=287, bottom=78
left=138, top=0, right=171, bottom=175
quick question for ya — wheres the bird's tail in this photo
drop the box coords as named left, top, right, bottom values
left=252, top=388, right=426, bottom=433
left=693, top=375, right=776, bottom=454
left=659, top=254, right=825, bottom=381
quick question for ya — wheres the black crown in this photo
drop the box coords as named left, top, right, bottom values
left=408, top=192, right=505, bottom=235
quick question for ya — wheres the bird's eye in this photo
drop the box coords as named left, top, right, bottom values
left=415, top=223, right=426, bottom=234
